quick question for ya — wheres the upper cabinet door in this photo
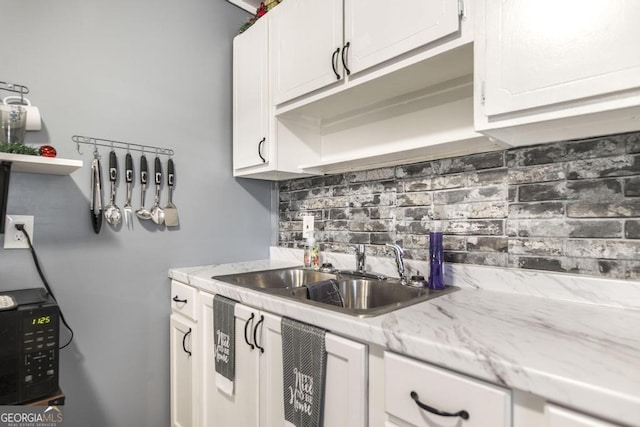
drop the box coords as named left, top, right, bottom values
left=234, top=17, right=270, bottom=171
left=345, top=0, right=461, bottom=76
left=271, top=0, right=343, bottom=104
left=483, top=0, right=640, bottom=116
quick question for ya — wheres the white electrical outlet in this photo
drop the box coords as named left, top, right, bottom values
left=302, top=215, right=314, bottom=239
left=4, top=215, right=34, bottom=249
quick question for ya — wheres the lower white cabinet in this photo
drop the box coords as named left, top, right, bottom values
left=200, top=293, right=283, bottom=427
left=199, top=290, right=368, bottom=427
left=323, top=333, right=368, bottom=427
left=169, top=280, right=625, bottom=427
left=513, top=391, right=624, bottom=427
left=170, top=313, right=198, bottom=427
left=547, top=405, right=621, bottom=427
left=547, top=404, right=620, bottom=427
left=384, top=351, right=511, bottom=427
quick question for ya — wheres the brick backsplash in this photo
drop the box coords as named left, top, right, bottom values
left=278, top=132, right=640, bottom=280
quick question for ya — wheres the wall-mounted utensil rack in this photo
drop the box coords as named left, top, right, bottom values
left=0, top=81, right=29, bottom=95
left=72, top=135, right=174, bottom=156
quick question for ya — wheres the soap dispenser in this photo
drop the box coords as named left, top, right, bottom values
left=303, top=235, right=320, bottom=269
left=428, top=231, right=445, bottom=290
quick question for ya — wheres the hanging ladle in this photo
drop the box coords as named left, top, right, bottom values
left=135, top=154, right=152, bottom=220
left=103, top=150, right=122, bottom=226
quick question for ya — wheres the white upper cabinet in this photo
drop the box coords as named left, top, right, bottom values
left=233, top=16, right=271, bottom=172
left=234, top=13, right=321, bottom=180
left=271, top=0, right=463, bottom=106
left=345, top=0, right=460, bottom=76
left=484, top=0, right=640, bottom=115
left=270, top=0, right=344, bottom=105
left=475, top=0, right=640, bottom=145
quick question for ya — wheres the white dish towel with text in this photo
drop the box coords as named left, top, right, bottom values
left=213, top=295, right=236, bottom=396
left=281, top=317, right=327, bottom=427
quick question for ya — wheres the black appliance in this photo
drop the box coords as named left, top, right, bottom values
left=0, top=288, right=60, bottom=404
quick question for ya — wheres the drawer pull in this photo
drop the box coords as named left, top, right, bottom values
left=331, top=47, right=341, bottom=80
left=341, top=41, right=351, bottom=76
left=172, top=295, right=188, bottom=304
left=253, top=314, right=265, bottom=354
left=410, top=391, right=469, bottom=420
left=258, top=137, right=266, bottom=163
left=244, top=312, right=255, bottom=349
left=182, top=328, right=192, bottom=357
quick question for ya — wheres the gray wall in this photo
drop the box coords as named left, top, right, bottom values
left=0, top=1, right=268, bottom=426
left=279, top=132, right=640, bottom=280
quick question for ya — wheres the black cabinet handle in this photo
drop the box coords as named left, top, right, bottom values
left=253, top=314, right=265, bottom=354
left=173, top=295, right=187, bottom=304
left=182, top=327, right=192, bottom=357
left=410, top=391, right=469, bottom=420
left=258, top=137, right=266, bottom=163
left=244, top=312, right=255, bottom=349
left=331, top=47, right=341, bottom=80
left=341, top=42, right=351, bottom=76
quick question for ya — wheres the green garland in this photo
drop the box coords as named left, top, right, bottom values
left=0, top=142, right=39, bottom=156
left=239, top=20, right=254, bottom=34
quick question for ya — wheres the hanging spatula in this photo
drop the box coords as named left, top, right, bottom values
left=163, top=158, right=179, bottom=227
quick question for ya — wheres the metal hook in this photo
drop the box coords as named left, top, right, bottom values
left=76, top=140, right=84, bottom=155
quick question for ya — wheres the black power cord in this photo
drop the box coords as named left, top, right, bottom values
left=15, top=223, right=74, bottom=349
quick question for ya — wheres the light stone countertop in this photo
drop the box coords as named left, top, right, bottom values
left=169, top=248, right=640, bottom=427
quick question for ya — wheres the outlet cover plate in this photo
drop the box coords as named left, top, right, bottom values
left=302, top=215, right=314, bottom=239
left=4, top=215, right=34, bottom=249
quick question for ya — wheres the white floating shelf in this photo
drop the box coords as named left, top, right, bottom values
left=0, top=152, right=83, bottom=175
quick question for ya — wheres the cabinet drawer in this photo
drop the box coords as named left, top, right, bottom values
left=547, top=404, right=621, bottom=427
left=170, top=280, right=198, bottom=321
left=384, top=352, right=510, bottom=427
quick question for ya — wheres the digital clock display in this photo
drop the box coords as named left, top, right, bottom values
left=31, top=315, right=51, bottom=326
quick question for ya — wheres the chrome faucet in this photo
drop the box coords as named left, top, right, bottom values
left=337, top=244, right=387, bottom=280
left=355, top=244, right=366, bottom=273
left=385, top=243, right=408, bottom=285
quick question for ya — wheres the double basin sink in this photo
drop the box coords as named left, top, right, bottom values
left=212, top=267, right=458, bottom=317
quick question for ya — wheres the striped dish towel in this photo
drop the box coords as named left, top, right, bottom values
left=281, top=317, right=327, bottom=427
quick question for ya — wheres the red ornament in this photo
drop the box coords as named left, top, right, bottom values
left=39, top=145, right=57, bottom=158
left=257, top=2, right=267, bottom=17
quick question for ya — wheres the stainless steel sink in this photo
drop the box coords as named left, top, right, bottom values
left=287, top=278, right=458, bottom=317
left=212, top=267, right=459, bottom=317
left=213, top=268, right=337, bottom=289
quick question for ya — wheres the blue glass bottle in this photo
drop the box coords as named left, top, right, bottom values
left=428, top=232, right=445, bottom=290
